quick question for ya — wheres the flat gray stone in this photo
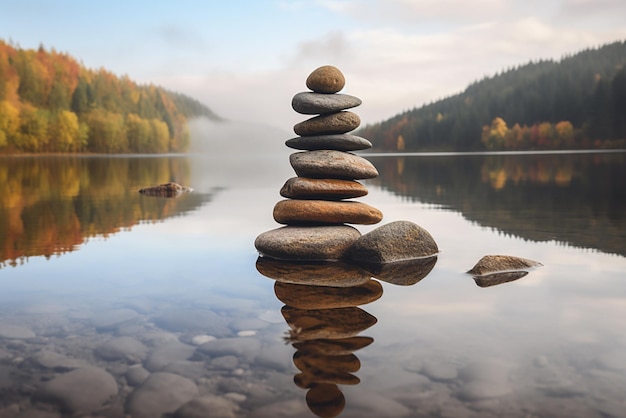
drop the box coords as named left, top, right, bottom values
left=467, top=255, right=542, bottom=276
left=286, top=133, right=372, bottom=151
left=294, top=111, right=360, bottom=136
left=36, top=367, right=118, bottom=414
left=255, top=225, right=361, bottom=261
left=162, top=361, right=208, bottom=380
left=346, top=221, right=439, bottom=264
left=290, top=150, right=378, bottom=180
left=31, top=350, right=90, bottom=370
left=292, top=92, right=361, bottom=115
left=95, top=336, right=148, bottom=363
left=126, top=372, right=198, bottom=418
left=0, top=324, right=35, bottom=339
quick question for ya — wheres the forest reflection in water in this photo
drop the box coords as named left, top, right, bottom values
left=0, top=156, right=216, bottom=268
left=366, top=150, right=626, bottom=256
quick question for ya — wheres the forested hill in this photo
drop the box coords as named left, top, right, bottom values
left=358, top=40, right=626, bottom=152
left=0, top=40, right=220, bottom=154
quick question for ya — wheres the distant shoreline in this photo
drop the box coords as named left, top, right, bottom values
left=359, top=149, right=626, bottom=157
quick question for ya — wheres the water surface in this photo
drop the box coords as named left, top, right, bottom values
left=0, top=151, right=624, bottom=417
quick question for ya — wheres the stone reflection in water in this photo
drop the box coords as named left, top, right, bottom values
left=472, top=270, right=529, bottom=287
left=257, top=256, right=379, bottom=418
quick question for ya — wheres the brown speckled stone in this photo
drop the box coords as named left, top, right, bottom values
left=280, top=177, right=368, bottom=200
left=273, top=199, right=382, bottom=225
left=306, top=65, right=345, bottom=93
left=294, top=111, right=360, bottom=136
left=467, top=255, right=542, bottom=276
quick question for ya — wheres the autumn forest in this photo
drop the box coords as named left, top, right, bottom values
left=0, top=40, right=219, bottom=154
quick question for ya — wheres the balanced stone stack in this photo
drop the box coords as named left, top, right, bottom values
left=255, top=65, right=382, bottom=261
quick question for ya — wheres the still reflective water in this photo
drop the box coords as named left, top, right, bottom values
left=0, top=150, right=624, bottom=417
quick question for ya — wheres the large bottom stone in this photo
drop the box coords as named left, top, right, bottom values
left=254, top=225, right=361, bottom=261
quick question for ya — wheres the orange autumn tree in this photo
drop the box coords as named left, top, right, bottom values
left=0, top=39, right=218, bottom=154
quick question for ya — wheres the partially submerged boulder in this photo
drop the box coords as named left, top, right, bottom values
left=473, top=271, right=529, bottom=288
left=138, top=182, right=192, bottom=198
left=467, top=255, right=542, bottom=276
left=345, top=221, right=439, bottom=265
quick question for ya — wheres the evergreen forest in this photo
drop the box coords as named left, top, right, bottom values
left=358, top=40, right=626, bottom=151
left=0, top=40, right=220, bottom=154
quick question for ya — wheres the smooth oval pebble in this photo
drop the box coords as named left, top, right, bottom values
left=286, top=134, right=372, bottom=151
left=292, top=92, right=361, bottom=114
left=274, top=279, right=383, bottom=309
left=294, top=111, right=360, bottom=136
left=306, top=65, right=345, bottom=93
left=274, top=199, right=382, bottom=225
left=280, top=177, right=368, bottom=200
left=290, top=150, right=378, bottom=180
left=467, top=255, right=542, bottom=276
left=254, top=225, right=361, bottom=261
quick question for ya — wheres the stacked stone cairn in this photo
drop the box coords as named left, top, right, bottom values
left=255, top=65, right=383, bottom=261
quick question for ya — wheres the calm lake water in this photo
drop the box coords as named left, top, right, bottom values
left=0, top=149, right=624, bottom=417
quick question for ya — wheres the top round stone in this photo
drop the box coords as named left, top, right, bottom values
left=306, top=65, right=345, bottom=94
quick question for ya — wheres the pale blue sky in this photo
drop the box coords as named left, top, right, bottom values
left=2, top=0, right=625, bottom=129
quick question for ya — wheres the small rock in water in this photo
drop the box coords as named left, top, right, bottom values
left=31, top=350, right=90, bottom=370
left=255, top=225, right=361, bottom=261
left=280, top=177, right=368, bottom=200
left=174, top=394, right=240, bottom=418
left=294, top=111, right=360, bottom=136
left=36, top=367, right=118, bottom=414
left=467, top=255, right=542, bottom=276
left=95, top=336, right=148, bottom=363
left=273, top=199, right=383, bottom=225
left=292, top=92, right=361, bottom=114
left=285, top=133, right=372, bottom=151
left=346, top=220, right=439, bottom=264
left=138, top=182, right=192, bottom=198
left=306, top=65, right=345, bottom=93
left=0, top=324, right=35, bottom=339
left=290, top=150, right=378, bottom=180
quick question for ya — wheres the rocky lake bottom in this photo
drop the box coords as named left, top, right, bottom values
left=0, top=150, right=624, bottom=417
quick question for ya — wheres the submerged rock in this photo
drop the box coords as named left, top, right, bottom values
left=138, top=182, right=192, bottom=197
left=346, top=221, right=439, bottom=264
left=126, top=372, right=198, bottom=418
left=467, top=255, right=542, bottom=276
left=36, top=367, right=118, bottom=414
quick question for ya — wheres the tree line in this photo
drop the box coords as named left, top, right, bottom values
left=0, top=40, right=220, bottom=154
left=358, top=40, right=626, bottom=151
